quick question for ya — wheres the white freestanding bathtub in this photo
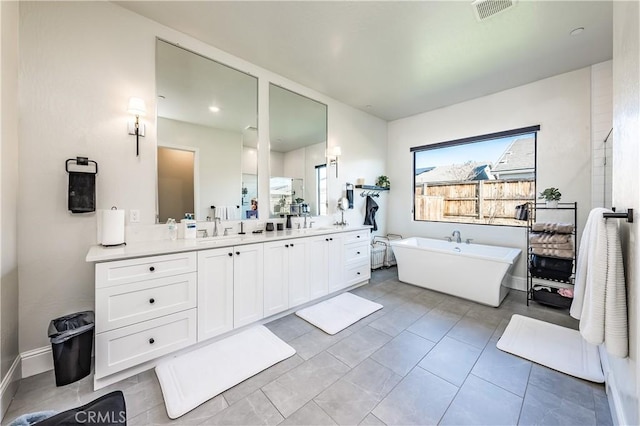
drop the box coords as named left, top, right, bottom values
left=390, top=237, right=521, bottom=307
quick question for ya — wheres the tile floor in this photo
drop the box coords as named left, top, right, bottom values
left=3, top=268, right=613, bottom=425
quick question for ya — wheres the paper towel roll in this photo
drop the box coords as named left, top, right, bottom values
left=101, top=209, right=125, bottom=246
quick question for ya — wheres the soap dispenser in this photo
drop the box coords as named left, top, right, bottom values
left=286, top=214, right=293, bottom=229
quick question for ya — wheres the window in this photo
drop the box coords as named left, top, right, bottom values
left=411, top=125, right=539, bottom=226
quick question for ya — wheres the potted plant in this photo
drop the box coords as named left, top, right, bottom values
left=376, top=175, right=390, bottom=189
left=539, top=187, right=561, bottom=208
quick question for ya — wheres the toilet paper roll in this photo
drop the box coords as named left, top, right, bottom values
left=100, top=209, right=125, bottom=246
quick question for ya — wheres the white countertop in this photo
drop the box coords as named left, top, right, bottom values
left=86, top=225, right=372, bottom=263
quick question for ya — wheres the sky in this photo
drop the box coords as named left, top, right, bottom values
left=415, top=134, right=534, bottom=171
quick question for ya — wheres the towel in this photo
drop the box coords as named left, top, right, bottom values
left=530, top=247, right=574, bottom=259
left=531, top=222, right=574, bottom=234
left=571, top=208, right=628, bottom=358
left=529, top=232, right=572, bottom=244
left=68, top=172, right=95, bottom=213
left=529, top=242, right=574, bottom=250
left=215, top=206, right=239, bottom=221
left=363, top=196, right=378, bottom=231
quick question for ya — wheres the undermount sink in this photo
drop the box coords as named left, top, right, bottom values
left=197, top=237, right=242, bottom=246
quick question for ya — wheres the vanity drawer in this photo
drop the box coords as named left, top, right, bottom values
left=343, top=230, right=369, bottom=245
left=96, top=252, right=196, bottom=288
left=95, top=273, right=197, bottom=333
left=94, top=309, right=196, bottom=379
left=344, top=242, right=370, bottom=265
left=344, top=262, right=371, bottom=287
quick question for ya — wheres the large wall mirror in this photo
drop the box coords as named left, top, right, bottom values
left=155, top=39, right=258, bottom=223
left=269, top=84, right=328, bottom=218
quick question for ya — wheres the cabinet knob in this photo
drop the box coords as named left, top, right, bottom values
left=149, top=266, right=155, bottom=272
left=325, top=238, right=329, bottom=241
left=290, top=243, right=294, bottom=247
left=236, top=251, right=240, bottom=255
left=357, top=235, right=361, bottom=239
left=228, top=252, right=233, bottom=257
left=285, top=244, right=289, bottom=248
left=329, top=238, right=333, bottom=241
left=149, top=338, right=155, bottom=344
left=357, top=272, right=361, bottom=275
left=357, top=251, right=361, bottom=255
left=149, top=298, right=155, bottom=304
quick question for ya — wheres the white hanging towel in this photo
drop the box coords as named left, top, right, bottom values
left=215, top=206, right=228, bottom=220
left=571, top=208, right=628, bottom=358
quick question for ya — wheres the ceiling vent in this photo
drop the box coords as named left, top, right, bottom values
left=472, top=0, right=517, bottom=21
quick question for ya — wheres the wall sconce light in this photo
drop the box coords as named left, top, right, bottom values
left=329, top=146, right=342, bottom=178
left=127, top=97, right=147, bottom=156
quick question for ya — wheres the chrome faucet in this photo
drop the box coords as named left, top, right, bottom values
left=303, top=213, right=310, bottom=229
left=452, top=230, right=462, bottom=243
left=223, top=227, right=232, bottom=236
left=213, top=217, right=221, bottom=237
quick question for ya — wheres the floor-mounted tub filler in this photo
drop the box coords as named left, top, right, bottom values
left=390, top=237, right=521, bottom=307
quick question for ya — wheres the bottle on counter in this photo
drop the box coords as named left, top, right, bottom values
left=167, top=218, right=177, bottom=241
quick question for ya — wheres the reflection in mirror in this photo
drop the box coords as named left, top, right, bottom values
left=156, top=39, right=258, bottom=223
left=269, top=84, right=328, bottom=218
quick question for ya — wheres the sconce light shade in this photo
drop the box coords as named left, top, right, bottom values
left=127, top=97, right=147, bottom=156
left=330, top=146, right=342, bottom=157
left=127, top=97, right=147, bottom=116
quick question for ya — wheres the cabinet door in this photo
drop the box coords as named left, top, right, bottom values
left=263, top=241, right=289, bottom=317
left=234, top=243, right=264, bottom=328
left=197, top=248, right=234, bottom=341
left=308, top=236, right=329, bottom=299
left=327, top=234, right=344, bottom=292
left=288, top=238, right=309, bottom=308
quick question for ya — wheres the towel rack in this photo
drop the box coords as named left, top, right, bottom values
left=65, top=157, right=98, bottom=174
left=603, top=208, right=633, bottom=223
left=356, top=184, right=389, bottom=197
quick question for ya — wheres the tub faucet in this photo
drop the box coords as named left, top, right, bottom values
left=452, top=230, right=462, bottom=243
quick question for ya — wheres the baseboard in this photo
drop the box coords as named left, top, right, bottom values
left=509, top=275, right=527, bottom=292
left=598, top=346, right=627, bottom=426
left=0, top=355, right=22, bottom=422
left=21, top=346, right=53, bottom=379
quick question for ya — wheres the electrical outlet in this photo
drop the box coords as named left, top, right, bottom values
left=130, top=209, right=140, bottom=223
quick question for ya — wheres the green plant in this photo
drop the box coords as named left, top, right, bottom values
left=538, top=187, right=562, bottom=201
left=376, top=175, right=390, bottom=188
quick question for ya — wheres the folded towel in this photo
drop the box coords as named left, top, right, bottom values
left=529, top=242, right=574, bottom=250
left=530, top=247, right=574, bottom=259
left=529, top=232, right=572, bottom=244
left=531, top=222, right=574, bottom=234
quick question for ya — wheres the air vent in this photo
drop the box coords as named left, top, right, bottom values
left=472, top=0, right=516, bottom=21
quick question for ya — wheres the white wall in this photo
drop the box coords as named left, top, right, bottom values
left=158, top=117, right=242, bottom=220
left=17, top=1, right=387, bottom=357
left=1, top=0, right=20, bottom=408
left=609, top=2, right=639, bottom=424
left=387, top=68, right=593, bottom=288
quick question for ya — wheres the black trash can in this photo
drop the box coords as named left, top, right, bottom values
left=47, top=311, right=94, bottom=386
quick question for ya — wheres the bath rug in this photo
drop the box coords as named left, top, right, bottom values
left=296, top=292, right=383, bottom=335
left=155, top=325, right=295, bottom=419
left=497, top=314, right=603, bottom=383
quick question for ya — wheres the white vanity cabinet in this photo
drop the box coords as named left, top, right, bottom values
left=264, top=238, right=309, bottom=316
left=232, top=243, right=264, bottom=328
left=343, top=230, right=371, bottom=287
left=94, top=252, right=198, bottom=380
left=89, top=226, right=371, bottom=389
left=197, top=247, right=234, bottom=341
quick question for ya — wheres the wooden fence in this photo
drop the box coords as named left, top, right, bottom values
left=415, top=179, right=534, bottom=224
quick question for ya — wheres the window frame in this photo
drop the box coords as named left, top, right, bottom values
left=411, top=125, right=540, bottom=227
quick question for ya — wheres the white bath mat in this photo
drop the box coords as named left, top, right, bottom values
left=295, top=292, right=383, bottom=335
left=155, top=325, right=295, bottom=419
left=497, top=314, right=604, bottom=383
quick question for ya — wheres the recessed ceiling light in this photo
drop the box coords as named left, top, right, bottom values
left=570, top=27, right=585, bottom=36
left=209, top=106, right=220, bottom=113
